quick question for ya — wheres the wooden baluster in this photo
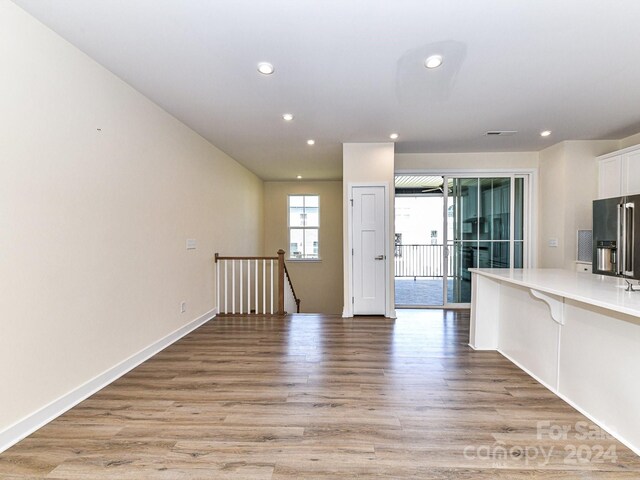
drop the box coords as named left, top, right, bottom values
left=277, top=249, right=285, bottom=315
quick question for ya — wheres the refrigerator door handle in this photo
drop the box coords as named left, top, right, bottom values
left=624, top=202, right=634, bottom=277
left=617, top=202, right=624, bottom=275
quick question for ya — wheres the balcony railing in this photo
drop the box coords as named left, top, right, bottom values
left=394, top=244, right=453, bottom=278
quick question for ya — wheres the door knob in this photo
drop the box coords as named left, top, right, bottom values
left=374, top=255, right=385, bottom=260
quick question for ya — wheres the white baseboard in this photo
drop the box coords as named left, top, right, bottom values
left=0, top=308, right=216, bottom=454
left=498, top=349, right=558, bottom=395
left=498, top=349, right=640, bottom=457
left=468, top=343, right=496, bottom=351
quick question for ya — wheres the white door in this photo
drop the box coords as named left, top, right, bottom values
left=352, top=186, right=386, bottom=314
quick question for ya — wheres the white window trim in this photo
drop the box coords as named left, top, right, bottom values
left=287, top=194, right=321, bottom=261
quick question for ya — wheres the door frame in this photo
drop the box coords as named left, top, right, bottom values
left=395, top=168, right=538, bottom=308
left=345, top=182, right=394, bottom=318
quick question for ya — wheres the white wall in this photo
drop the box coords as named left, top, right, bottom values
left=538, top=143, right=566, bottom=268
left=343, top=143, right=395, bottom=317
left=0, top=1, right=263, bottom=437
left=264, top=181, right=343, bottom=314
left=538, top=140, right=618, bottom=268
left=395, top=151, right=539, bottom=171
left=618, top=131, right=640, bottom=150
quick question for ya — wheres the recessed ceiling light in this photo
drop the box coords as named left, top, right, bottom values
left=425, top=55, right=443, bottom=69
left=282, top=113, right=294, bottom=121
left=540, top=130, right=552, bottom=137
left=307, top=139, right=315, bottom=145
left=296, top=175, right=302, bottom=179
left=257, top=62, right=274, bottom=75
left=389, top=133, right=399, bottom=140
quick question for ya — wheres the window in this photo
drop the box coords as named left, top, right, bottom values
left=288, top=195, right=319, bottom=259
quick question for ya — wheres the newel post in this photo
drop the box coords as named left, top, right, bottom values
left=277, top=249, right=285, bottom=315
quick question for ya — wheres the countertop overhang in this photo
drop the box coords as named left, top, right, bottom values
left=469, top=268, right=640, bottom=318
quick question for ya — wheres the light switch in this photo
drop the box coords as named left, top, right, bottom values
left=548, top=238, right=558, bottom=248
left=186, top=239, right=197, bottom=250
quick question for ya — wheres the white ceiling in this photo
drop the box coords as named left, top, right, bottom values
left=13, top=0, right=640, bottom=180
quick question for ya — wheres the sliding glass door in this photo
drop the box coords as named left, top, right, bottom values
left=445, top=175, right=527, bottom=304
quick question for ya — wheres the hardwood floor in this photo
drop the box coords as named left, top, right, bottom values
left=1, top=309, right=639, bottom=479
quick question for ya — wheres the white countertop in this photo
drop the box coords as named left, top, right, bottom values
left=470, top=268, right=640, bottom=318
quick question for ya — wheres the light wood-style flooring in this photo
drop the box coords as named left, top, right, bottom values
left=1, top=309, right=639, bottom=479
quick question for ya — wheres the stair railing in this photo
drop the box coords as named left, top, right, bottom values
left=283, top=262, right=301, bottom=314
left=214, top=249, right=300, bottom=315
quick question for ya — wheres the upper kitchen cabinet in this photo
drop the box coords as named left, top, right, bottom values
left=598, top=155, right=623, bottom=199
left=623, top=149, right=640, bottom=196
left=597, top=145, right=640, bottom=198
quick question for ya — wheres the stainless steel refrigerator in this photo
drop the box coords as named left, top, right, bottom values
left=592, top=195, right=640, bottom=279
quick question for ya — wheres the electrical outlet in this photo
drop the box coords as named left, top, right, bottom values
left=548, top=238, right=559, bottom=248
left=186, top=239, right=197, bottom=250
left=180, top=301, right=186, bottom=313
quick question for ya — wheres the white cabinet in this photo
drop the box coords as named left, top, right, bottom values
left=598, top=145, right=640, bottom=198
left=623, top=149, right=640, bottom=197
left=598, top=155, right=623, bottom=199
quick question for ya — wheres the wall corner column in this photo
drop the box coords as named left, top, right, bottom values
left=342, top=143, right=395, bottom=317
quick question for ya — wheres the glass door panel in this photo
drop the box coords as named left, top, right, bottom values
left=514, top=177, right=524, bottom=241
left=481, top=241, right=510, bottom=268
left=448, top=241, right=474, bottom=304
left=448, top=177, right=480, bottom=304
left=479, top=179, right=492, bottom=241
left=514, top=241, right=524, bottom=268
left=446, top=176, right=522, bottom=304
left=453, top=178, right=479, bottom=241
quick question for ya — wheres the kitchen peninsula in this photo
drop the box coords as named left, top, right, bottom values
left=470, top=268, right=640, bottom=456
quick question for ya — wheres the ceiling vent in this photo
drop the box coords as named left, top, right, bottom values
left=485, top=130, right=517, bottom=136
